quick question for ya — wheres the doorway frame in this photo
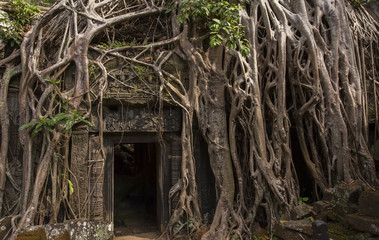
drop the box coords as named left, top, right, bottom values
left=103, top=133, right=169, bottom=232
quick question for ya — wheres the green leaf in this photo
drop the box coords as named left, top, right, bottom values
left=45, top=118, right=55, bottom=127
left=67, top=179, right=74, bottom=195
left=45, top=78, right=61, bottom=84
left=65, top=120, right=73, bottom=131
left=212, top=18, right=221, bottom=24
left=32, top=123, right=43, bottom=137
left=216, top=34, right=223, bottom=40
left=53, top=113, right=70, bottom=124
left=19, top=120, right=39, bottom=130
left=201, top=6, right=209, bottom=16
left=80, top=119, right=95, bottom=127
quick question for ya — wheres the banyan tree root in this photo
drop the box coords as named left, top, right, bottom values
left=0, top=50, right=21, bottom=218
left=0, top=0, right=377, bottom=239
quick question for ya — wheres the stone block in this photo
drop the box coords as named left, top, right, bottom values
left=16, top=221, right=112, bottom=240
left=16, top=228, right=47, bottom=240
left=48, top=229, right=70, bottom=240
left=346, top=213, right=379, bottom=236
left=323, top=188, right=334, bottom=201
left=283, top=218, right=313, bottom=236
left=332, top=180, right=365, bottom=216
left=0, top=216, right=11, bottom=240
left=324, top=209, right=344, bottom=222
left=313, top=201, right=331, bottom=213
left=359, top=191, right=379, bottom=218
left=274, top=222, right=311, bottom=240
left=290, top=204, right=313, bottom=220
left=327, top=222, right=372, bottom=240
left=352, top=232, right=379, bottom=240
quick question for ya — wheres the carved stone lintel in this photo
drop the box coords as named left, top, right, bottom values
left=102, top=106, right=181, bottom=133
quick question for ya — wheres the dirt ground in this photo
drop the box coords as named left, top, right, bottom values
left=114, top=232, right=160, bottom=240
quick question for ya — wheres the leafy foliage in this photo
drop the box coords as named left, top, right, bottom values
left=99, top=40, right=138, bottom=49
left=0, top=12, right=20, bottom=46
left=19, top=111, right=94, bottom=137
left=179, top=0, right=250, bottom=56
left=45, top=78, right=61, bottom=85
left=19, top=78, right=94, bottom=136
left=12, top=0, right=40, bottom=26
left=0, top=0, right=40, bottom=46
left=298, top=196, right=309, bottom=205
left=134, top=65, right=151, bottom=78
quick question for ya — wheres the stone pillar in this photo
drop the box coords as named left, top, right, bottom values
left=70, top=131, right=89, bottom=218
left=88, top=135, right=104, bottom=220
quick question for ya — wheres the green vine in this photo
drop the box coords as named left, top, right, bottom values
left=179, top=0, right=250, bottom=56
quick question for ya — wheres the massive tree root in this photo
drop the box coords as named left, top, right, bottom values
left=0, top=0, right=378, bottom=239
left=0, top=50, right=21, bottom=218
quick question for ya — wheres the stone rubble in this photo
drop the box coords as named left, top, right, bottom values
left=273, top=181, right=379, bottom=240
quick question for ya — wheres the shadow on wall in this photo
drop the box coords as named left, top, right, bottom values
left=364, top=0, right=379, bottom=22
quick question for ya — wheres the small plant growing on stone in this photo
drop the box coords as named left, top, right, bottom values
left=0, top=0, right=40, bottom=46
left=298, top=196, right=309, bottom=205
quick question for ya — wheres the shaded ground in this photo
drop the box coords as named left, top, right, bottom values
left=114, top=232, right=160, bottom=240
left=114, top=174, right=157, bottom=237
left=114, top=199, right=159, bottom=240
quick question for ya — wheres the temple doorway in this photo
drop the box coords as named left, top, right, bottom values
left=113, top=142, right=158, bottom=236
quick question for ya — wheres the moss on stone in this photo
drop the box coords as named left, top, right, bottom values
left=49, top=230, right=70, bottom=240
left=327, top=222, right=358, bottom=240
left=16, top=228, right=47, bottom=240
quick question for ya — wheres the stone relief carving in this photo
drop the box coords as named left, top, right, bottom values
left=104, top=69, right=158, bottom=105
left=103, top=106, right=181, bottom=132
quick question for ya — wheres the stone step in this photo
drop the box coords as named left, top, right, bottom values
left=274, top=221, right=311, bottom=240
left=359, top=191, right=379, bottom=218
left=16, top=228, right=47, bottom=240
left=346, top=213, right=379, bottom=236
left=290, top=204, right=314, bottom=220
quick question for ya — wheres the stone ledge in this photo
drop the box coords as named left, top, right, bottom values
left=359, top=191, right=379, bottom=218
left=346, top=213, right=379, bottom=236
left=17, top=221, right=113, bottom=240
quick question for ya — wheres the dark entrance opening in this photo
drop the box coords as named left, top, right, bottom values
left=114, top=142, right=157, bottom=235
left=290, top=128, right=315, bottom=202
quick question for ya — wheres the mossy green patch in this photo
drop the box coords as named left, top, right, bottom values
left=327, top=222, right=358, bottom=240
